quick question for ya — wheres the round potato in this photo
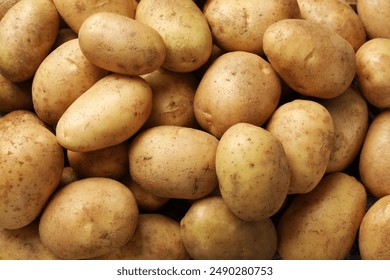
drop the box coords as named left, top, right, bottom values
left=266, top=99, right=334, bottom=194
left=0, top=0, right=59, bottom=82
left=357, top=0, right=390, bottom=39
left=194, top=51, right=281, bottom=139
left=216, top=123, right=290, bottom=221
left=0, top=74, right=33, bottom=112
left=78, top=12, right=166, bottom=76
left=135, top=0, right=212, bottom=73
left=180, top=196, right=277, bottom=260
left=278, top=172, right=367, bottom=260
left=56, top=74, right=152, bottom=152
left=263, top=19, right=356, bottom=99
left=129, top=125, right=219, bottom=199
left=39, top=177, right=139, bottom=260
left=203, top=0, right=300, bottom=55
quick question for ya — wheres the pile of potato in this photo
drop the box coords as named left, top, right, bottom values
left=0, top=0, right=390, bottom=260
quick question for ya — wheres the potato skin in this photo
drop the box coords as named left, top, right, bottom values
left=278, top=172, right=367, bottom=260
left=0, top=0, right=59, bottom=82
left=0, top=74, right=33, bottom=112
left=357, top=0, right=390, bottom=39
left=263, top=19, right=356, bottom=99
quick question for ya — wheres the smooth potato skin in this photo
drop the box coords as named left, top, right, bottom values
left=357, top=0, right=390, bottom=39
left=0, top=74, right=33, bottom=112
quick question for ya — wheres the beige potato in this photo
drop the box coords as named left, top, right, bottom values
left=266, top=99, right=334, bottom=194
left=216, top=123, right=291, bottom=221
left=32, top=39, right=108, bottom=125
left=359, top=110, right=390, bottom=198
left=56, top=74, right=152, bottom=152
left=0, top=110, right=47, bottom=128
left=203, top=0, right=300, bottom=55
left=39, top=177, right=139, bottom=259
left=180, top=196, right=277, bottom=260
left=97, top=214, right=189, bottom=260
left=357, top=0, right=390, bottom=39
left=135, top=0, right=212, bottom=73
left=278, top=172, right=367, bottom=260
left=79, top=12, right=166, bottom=76
left=0, top=0, right=59, bottom=82
left=263, top=19, right=356, bottom=99
left=129, top=125, right=219, bottom=199
left=355, top=38, right=390, bottom=108
left=194, top=51, right=281, bottom=139
left=0, top=0, right=20, bottom=19
left=0, top=74, right=33, bottom=112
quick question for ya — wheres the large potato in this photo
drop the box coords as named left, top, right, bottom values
left=216, top=123, right=290, bottom=221
left=0, top=74, right=33, bottom=112
left=263, top=19, right=356, bottom=99
left=129, top=125, right=219, bottom=199
left=357, top=0, right=390, bottom=39
left=266, top=99, right=334, bottom=194
left=0, top=0, right=59, bottom=82
left=278, top=172, right=367, bottom=259
left=56, top=74, right=152, bottom=152
left=39, top=177, right=139, bottom=259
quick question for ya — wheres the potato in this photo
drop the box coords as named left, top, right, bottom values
left=52, top=28, right=78, bottom=49
left=263, top=19, right=356, bottom=99
left=135, top=0, right=212, bottom=73
left=359, top=110, right=390, bottom=198
left=78, top=12, right=166, bottom=76
left=357, top=0, right=390, bottom=39
left=32, top=39, right=108, bottom=125
left=266, top=99, right=334, bottom=194
left=39, top=177, right=139, bottom=259
left=278, top=172, right=367, bottom=260
left=0, top=0, right=59, bottom=82
left=0, top=109, right=47, bottom=128
left=56, top=74, right=152, bottom=152
left=0, top=74, right=33, bottom=112
left=97, top=214, right=189, bottom=260
left=297, top=0, right=366, bottom=51
left=203, top=0, right=300, bottom=55
left=53, top=0, right=135, bottom=33
left=320, top=87, right=369, bottom=173
left=129, top=125, right=219, bottom=199
left=359, top=195, right=390, bottom=259
left=216, top=123, right=290, bottom=221
left=0, top=113, right=64, bottom=229
left=194, top=51, right=281, bottom=139
left=180, top=196, right=277, bottom=259
left=58, top=166, right=79, bottom=189
left=0, top=0, right=20, bottom=19
left=355, top=38, right=390, bottom=108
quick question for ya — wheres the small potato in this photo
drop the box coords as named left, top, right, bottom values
left=266, top=99, right=334, bottom=194
left=0, top=74, right=33, bottom=112
left=359, top=110, right=390, bottom=198
left=79, top=12, right=166, bottom=76
left=0, top=0, right=59, bottom=82
left=278, top=172, right=367, bottom=260
left=39, top=177, right=139, bottom=260
left=216, top=123, right=291, bottom=221
left=263, top=19, right=356, bottom=99
left=135, top=0, right=212, bottom=73
left=355, top=38, right=390, bottom=108
left=180, top=196, right=277, bottom=260
left=56, top=74, right=152, bottom=152
left=97, top=214, right=189, bottom=260
left=129, top=125, right=219, bottom=199
left=357, top=0, right=390, bottom=39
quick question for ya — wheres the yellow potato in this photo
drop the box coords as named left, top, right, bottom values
left=0, top=74, right=33, bottom=112
left=278, top=172, right=367, bottom=260
left=357, top=0, right=390, bottom=39
left=216, top=123, right=290, bottom=221
left=56, top=74, right=152, bottom=152
left=0, top=0, right=20, bottom=19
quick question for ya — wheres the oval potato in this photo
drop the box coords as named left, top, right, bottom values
left=357, top=0, right=390, bottom=39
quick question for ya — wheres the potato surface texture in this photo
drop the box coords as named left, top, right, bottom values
left=357, top=0, right=390, bottom=39
left=0, top=74, right=33, bottom=112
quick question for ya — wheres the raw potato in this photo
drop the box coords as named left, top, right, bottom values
left=359, top=195, right=390, bottom=259
left=359, top=110, right=390, bottom=198
left=278, top=172, right=367, bottom=260
left=180, top=196, right=277, bottom=260
left=357, top=0, right=390, bottom=39
left=263, top=19, right=356, bottom=99
left=216, top=123, right=291, bottom=221
left=32, top=39, right=108, bottom=125
left=78, top=12, right=166, bottom=76
left=129, top=125, right=219, bottom=199
left=58, top=166, right=79, bottom=189
left=355, top=38, right=390, bottom=108
left=39, top=177, right=139, bottom=260
left=194, top=51, right=281, bottom=139
left=0, top=0, right=59, bottom=82
left=203, top=0, right=300, bottom=55
left=266, top=99, right=334, bottom=194
left=135, top=0, right=212, bottom=72
left=97, top=214, right=189, bottom=260
left=0, top=0, right=20, bottom=19
left=0, top=74, right=33, bottom=112
left=56, top=74, right=152, bottom=152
